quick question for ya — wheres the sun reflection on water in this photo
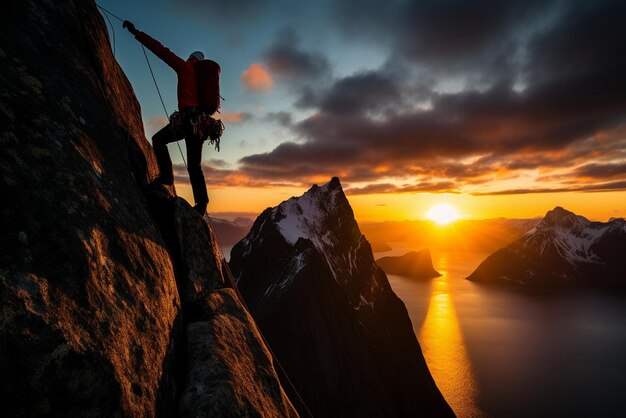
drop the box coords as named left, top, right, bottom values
left=418, top=256, right=482, bottom=417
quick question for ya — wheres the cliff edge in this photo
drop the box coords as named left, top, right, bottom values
left=0, top=1, right=296, bottom=416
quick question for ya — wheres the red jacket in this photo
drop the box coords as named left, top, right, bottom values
left=135, top=31, right=199, bottom=110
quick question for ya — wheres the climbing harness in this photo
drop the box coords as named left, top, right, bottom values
left=96, top=2, right=189, bottom=168
left=94, top=5, right=313, bottom=416
left=170, top=109, right=224, bottom=151
left=140, top=44, right=189, bottom=168
left=195, top=112, right=225, bottom=151
left=96, top=3, right=186, bottom=167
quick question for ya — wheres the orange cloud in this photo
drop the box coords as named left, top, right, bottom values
left=241, top=63, right=273, bottom=92
left=144, top=115, right=169, bottom=137
left=218, top=111, right=250, bottom=123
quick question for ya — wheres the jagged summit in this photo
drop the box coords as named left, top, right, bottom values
left=235, top=177, right=382, bottom=308
left=230, top=179, right=454, bottom=418
left=469, top=206, right=626, bottom=285
left=271, top=176, right=358, bottom=247
left=538, top=206, right=589, bottom=230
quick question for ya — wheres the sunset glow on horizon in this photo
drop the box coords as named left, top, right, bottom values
left=179, top=184, right=626, bottom=224
left=427, top=204, right=460, bottom=225
left=103, top=0, right=626, bottom=224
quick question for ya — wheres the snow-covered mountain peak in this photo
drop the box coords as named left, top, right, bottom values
left=539, top=206, right=589, bottom=231
left=232, top=177, right=385, bottom=305
left=229, top=178, right=454, bottom=417
left=470, top=207, right=626, bottom=285
left=272, top=177, right=356, bottom=247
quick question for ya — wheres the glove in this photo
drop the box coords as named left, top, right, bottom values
left=123, top=21, right=138, bottom=35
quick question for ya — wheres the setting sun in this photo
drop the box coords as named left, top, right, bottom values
left=427, top=204, right=459, bottom=225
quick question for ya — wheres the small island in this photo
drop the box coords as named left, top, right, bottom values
left=376, top=250, right=441, bottom=279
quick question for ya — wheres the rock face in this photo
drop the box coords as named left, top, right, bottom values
left=0, top=1, right=296, bottom=416
left=1, top=1, right=180, bottom=415
left=468, top=206, right=626, bottom=285
left=376, top=250, right=441, bottom=279
left=230, top=178, right=454, bottom=417
left=179, top=288, right=297, bottom=418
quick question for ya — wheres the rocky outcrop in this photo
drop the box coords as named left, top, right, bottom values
left=1, top=1, right=180, bottom=415
left=376, top=250, right=441, bottom=279
left=0, top=1, right=296, bottom=416
left=166, top=196, right=298, bottom=417
left=179, top=288, right=297, bottom=418
left=468, top=207, right=626, bottom=286
left=230, top=178, right=454, bottom=417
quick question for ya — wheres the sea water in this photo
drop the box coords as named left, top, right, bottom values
left=380, top=245, right=626, bottom=418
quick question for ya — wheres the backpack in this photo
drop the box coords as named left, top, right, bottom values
left=196, top=59, right=221, bottom=115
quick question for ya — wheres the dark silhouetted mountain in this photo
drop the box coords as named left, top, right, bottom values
left=468, top=207, right=626, bottom=286
left=0, top=1, right=296, bottom=416
left=230, top=178, right=454, bottom=418
left=210, top=216, right=253, bottom=247
left=370, top=240, right=393, bottom=251
left=376, top=250, right=441, bottom=279
left=361, top=217, right=540, bottom=252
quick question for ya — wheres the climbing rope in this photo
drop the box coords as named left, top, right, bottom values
left=95, top=3, right=124, bottom=22
left=140, top=43, right=188, bottom=168
left=95, top=4, right=314, bottom=416
left=95, top=2, right=187, bottom=169
left=97, top=4, right=116, bottom=56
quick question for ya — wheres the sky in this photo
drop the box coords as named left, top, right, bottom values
left=97, top=0, right=626, bottom=222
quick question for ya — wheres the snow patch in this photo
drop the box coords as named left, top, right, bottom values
left=526, top=218, right=612, bottom=264
left=273, top=181, right=346, bottom=280
left=263, top=252, right=307, bottom=299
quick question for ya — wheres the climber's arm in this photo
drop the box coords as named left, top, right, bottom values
left=123, top=21, right=184, bottom=70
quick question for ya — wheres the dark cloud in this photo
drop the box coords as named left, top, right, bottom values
left=170, top=1, right=626, bottom=195
left=264, top=111, right=293, bottom=127
left=172, top=163, right=289, bottom=189
left=395, top=0, right=548, bottom=74
left=524, top=0, right=626, bottom=85
left=345, top=181, right=459, bottom=195
left=574, top=163, right=626, bottom=180
left=263, top=28, right=330, bottom=82
left=207, top=159, right=230, bottom=168
left=473, top=181, right=626, bottom=196
left=237, top=78, right=626, bottom=188
left=331, top=0, right=556, bottom=77
left=175, top=0, right=273, bottom=26
left=297, top=71, right=403, bottom=116
left=235, top=0, right=626, bottom=193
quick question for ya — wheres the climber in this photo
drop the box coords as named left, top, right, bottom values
left=122, top=20, right=222, bottom=215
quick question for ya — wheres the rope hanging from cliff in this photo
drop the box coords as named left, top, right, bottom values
left=95, top=4, right=314, bottom=416
left=95, top=2, right=188, bottom=169
left=95, top=3, right=124, bottom=22
left=140, top=44, right=188, bottom=168
left=97, top=4, right=117, bottom=56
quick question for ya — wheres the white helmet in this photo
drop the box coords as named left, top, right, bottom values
left=189, top=51, right=205, bottom=61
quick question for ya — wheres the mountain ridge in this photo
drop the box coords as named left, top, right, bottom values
left=468, top=206, right=626, bottom=285
left=230, top=178, right=454, bottom=417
